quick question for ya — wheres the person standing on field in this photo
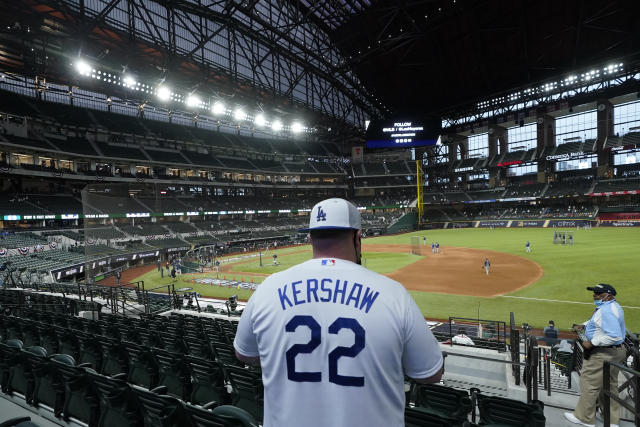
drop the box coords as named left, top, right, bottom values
left=234, top=198, right=444, bottom=427
left=483, top=258, right=490, bottom=275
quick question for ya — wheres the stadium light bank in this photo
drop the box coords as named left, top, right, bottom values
left=72, top=58, right=310, bottom=135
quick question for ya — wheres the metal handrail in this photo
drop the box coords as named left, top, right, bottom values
left=603, top=361, right=640, bottom=427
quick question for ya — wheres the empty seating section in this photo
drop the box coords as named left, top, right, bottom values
left=386, top=160, right=410, bottom=174
left=84, top=195, right=148, bottom=214
left=249, top=159, right=286, bottom=172
left=145, top=149, right=187, bottom=164
left=120, top=223, right=167, bottom=237
left=321, top=142, right=341, bottom=155
left=55, top=137, right=98, bottom=156
left=189, top=128, right=230, bottom=149
left=2, top=251, right=85, bottom=276
left=2, top=134, right=55, bottom=151
left=149, top=238, right=187, bottom=249
left=180, top=150, right=222, bottom=167
left=545, top=179, right=593, bottom=197
left=352, top=164, right=366, bottom=176
left=283, top=162, right=315, bottom=173
left=84, top=228, right=125, bottom=240
left=444, top=192, right=469, bottom=202
left=467, top=189, right=504, bottom=201
left=304, top=143, right=328, bottom=156
left=0, top=232, right=48, bottom=249
left=0, top=298, right=262, bottom=425
left=363, top=162, right=386, bottom=175
left=503, top=183, right=546, bottom=198
left=121, top=241, right=154, bottom=252
left=91, top=110, right=146, bottom=135
left=99, top=144, right=148, bottom=161
left=593, top=178, right=640, bottom=192
left=32, top=101, right=96, bottom=129
left=137, top=197, right=188, bottom=213
left=0, top=197, right=49, bottom=217
left=217, top=157, right=255, bottom=170
left=269, top=139, right=302, bottom=155
left=42, top=230, right=83, bottom=241
left=142, top=119, right=193, bottom=141
left=164, top=222, right=198, bottom=233
left=310, top=161, right=336, bottom=173
left=25, top=194, right=83, bottom=215
left=71, top=244, right=123, bottom=258
left=0, top=90, right=39, bottom=116
left=237, top=136, right=273, bottom=154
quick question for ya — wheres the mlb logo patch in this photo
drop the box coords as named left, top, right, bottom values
left=321, top=259, right=336, bottom=266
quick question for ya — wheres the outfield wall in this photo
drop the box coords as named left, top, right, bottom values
left=420, top=219, right=597, bottom=229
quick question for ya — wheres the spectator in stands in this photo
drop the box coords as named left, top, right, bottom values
left=543, top=320, right=559, bottom=346
left=234, top=198, right=443, bottom=427
left=564, top=284, right=626, bottom=427
left=452, top=327, right=475, bottom=346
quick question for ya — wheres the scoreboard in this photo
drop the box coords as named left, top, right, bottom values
left=365, top=117, right=440, bottom=149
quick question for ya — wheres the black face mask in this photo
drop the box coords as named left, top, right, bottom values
left=354, top=232, right=361, bottom=265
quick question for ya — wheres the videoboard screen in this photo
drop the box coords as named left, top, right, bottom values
left=365, top=117, right=440, bottom=149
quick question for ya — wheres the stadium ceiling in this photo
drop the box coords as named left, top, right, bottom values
left=304, top=0, right=640, bottom=116
left=0, top=0, right=386, bottom=139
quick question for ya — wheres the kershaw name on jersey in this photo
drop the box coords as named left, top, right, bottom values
left=277, top=278, right=380, bottom=313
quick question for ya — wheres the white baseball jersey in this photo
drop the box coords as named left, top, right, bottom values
left=234, top=258, right=443, bottom=427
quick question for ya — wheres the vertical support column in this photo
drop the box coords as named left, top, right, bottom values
left=536, top=112, right=556, bottom=182
left=488, top=125, right=506, bottom=188
left=596, top=99, right=614, bottom=178
left=449, top=135, right=467, bottom=189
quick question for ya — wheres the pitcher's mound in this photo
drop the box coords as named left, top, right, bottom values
left=362, top=244, right=542, bottom=297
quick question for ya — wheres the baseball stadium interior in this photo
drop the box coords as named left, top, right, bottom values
left=0, top=0, right=639, bottom=426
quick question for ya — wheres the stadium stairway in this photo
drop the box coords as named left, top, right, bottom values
left=441, top=344, right=636, bottom=427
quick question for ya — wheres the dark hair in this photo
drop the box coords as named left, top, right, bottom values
left=458, top=327, right=466, bottom=335
left=549, top=320, right=554, bottom=325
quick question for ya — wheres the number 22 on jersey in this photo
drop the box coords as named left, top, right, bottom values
left=285, top=315, right=365, bottom=387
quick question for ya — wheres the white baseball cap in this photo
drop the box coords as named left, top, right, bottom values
left=299, top=198, right=362, bottom=232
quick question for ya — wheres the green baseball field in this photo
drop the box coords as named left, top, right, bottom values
left=133, top=227, right=640, bottom=331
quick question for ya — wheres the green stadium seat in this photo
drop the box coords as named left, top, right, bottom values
left=224, top=365, right=264, bottom=422
left=32, top=354, right=76, bottom=416
left=99, top=340, right=129, bottom=377
left=124, top=342, right=159, bottom=389
left=59, top=365, right=100, bottom=424
left=7, top=346, right=48, bottom=403
left=211, top=405, right=260, bottom=427
left=0, top=339, right=24, bottom=392
left=185, top=404, right=234, bottom=427
left=405, top=406, right=476, bottom=427
left=411, top=383, right=472, bottom=423
left=77, top=333, right=104, bottom=371
left=186, top=355, right=227, bottom=406
left=133, top=386, right=186, bottom=427
left=471, top=388, right=545, bottom=427
left=155, top=349, right=191, bottom=401
left=89, top=371, right=141, bottom=427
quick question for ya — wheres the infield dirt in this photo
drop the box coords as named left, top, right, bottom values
left=363, top=243, right=543, bottom=297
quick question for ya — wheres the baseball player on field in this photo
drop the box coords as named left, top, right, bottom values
left=483, top=258, right=491, bottom=275
left=234, top=198, right=444, bottom=427
left=525, top=241, right=531, bottom=253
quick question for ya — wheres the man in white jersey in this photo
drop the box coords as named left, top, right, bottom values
left=234, top=198, right=444, bottom=427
